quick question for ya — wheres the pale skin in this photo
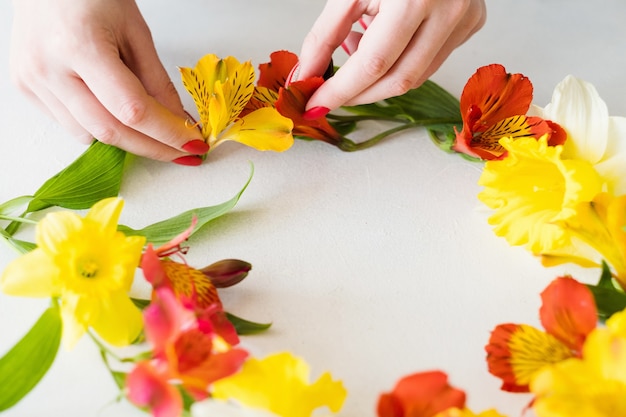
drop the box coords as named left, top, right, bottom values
left=10, top=0, right=486, bottom=163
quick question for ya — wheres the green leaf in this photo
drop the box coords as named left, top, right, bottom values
left=131, top=298, right=151, bottom=310
left=226, top=312, right=272, bottom=335
left=343, top=80, right=462, bottom=124
left=118, top=164, right=253, bottom=247
left=0, top=196, right=33, bottom=216
left=587, top=261, right=626, bottom=321
left=27, top=141, right=126, bottom=212
left=329, top=120, right=357, bottom=136
left=0, top=304, right=62, bottom=411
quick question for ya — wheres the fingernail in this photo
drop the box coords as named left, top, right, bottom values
left=173, top=155, right=203, bottom=166
left=285, top=62, right=300, bottom=87
left=182, top=139, right=210, bottom=154
left=358, top=17, right=369, bottom=30
left=341, top=42, right=352, bottom=56
left=302, top=106, right=330, bottom=120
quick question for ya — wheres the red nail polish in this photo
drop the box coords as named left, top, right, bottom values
left=182, top=139, right=210, bottom=154
left=358, top=17, right=369, bottom=30
left=172, top=155, right=203, bottom=166
left=341, top=42, right=352, bottom=56
left=285, top=62, right=300, bottom=87
left=302, top=106, right=330, bottom=121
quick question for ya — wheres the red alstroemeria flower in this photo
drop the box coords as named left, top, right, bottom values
left=377, top=371, right=466, bottom=417
left=485, top=276, right=597, bottom=392
left=452, top=64, right=566, bottom=160
left=126, top=288, right=248, bottom=416
left=243, top=50, right=345, bottom=146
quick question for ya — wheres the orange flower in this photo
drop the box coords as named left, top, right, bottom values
left=452, top=64, right=565, bottom=160
left=377, top=371, right=466, bottom=417
left=245, top=50, right=345, bottom=146
left=485, top=276, right=597, bottom=392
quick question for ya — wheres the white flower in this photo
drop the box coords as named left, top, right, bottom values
left=530, top=76, right=626, bottom=195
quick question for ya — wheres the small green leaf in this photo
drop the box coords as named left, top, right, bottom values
left=119, top=165, right=253, bottom=247
left=0, top=304, right=62, bottom=411
left=226, top=312, right=272, bottom=335
left=587, top=261, right=626, bottom=321
left=109, top=371, right=127, bottom=390
left=27, top=141, right=126, bottom=212
left=329, top=120, right=357, bottom=136
left=131, top=298, right=151, bottom=310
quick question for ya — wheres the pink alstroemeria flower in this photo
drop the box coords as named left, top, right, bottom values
left=126, top=288, right=248, bottom=417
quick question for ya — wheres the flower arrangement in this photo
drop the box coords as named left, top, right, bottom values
left=1, top=51, right=625, bottom=417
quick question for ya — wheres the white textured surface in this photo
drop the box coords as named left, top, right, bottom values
left=1, top=1, right=625, bottom=416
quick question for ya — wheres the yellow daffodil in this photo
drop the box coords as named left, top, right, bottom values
left=477, top=136, right=603, bottom=254
left=530, top=309, right=626, bottom=417
left=208, top=352, right=347, bottom=417
left=542, top=193, right=626, bottom=288
left=180, top=54, right=294, bottom=152
left=0, top=198, right=145, bottom=349
left=530, top=75, right=626, bottom=195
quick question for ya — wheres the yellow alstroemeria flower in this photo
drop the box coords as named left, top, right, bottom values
left=0, top=198, right=145, bottom=349
left=530, top=309, right=626, bottom=417
left=208, top=352, right=347, bottom=417
left=180, top=54, right=294, bottom=152
left=478, top=136, right=603, bottom=254
left=530, top=75, right=626, bottom=195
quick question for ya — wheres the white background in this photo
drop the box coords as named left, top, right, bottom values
left=1, top=1, right=626, bottom=416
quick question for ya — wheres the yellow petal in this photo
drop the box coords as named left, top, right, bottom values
left=85, top=197, right=124, bottom=236
left=0, top=249, right=59, bottom=297
left=60, top=293, right=89, bottom=349
left=583, top=328, right=626, bottom=384
left=219, top=108, right=294, bottom=152
left=36, top=211, right=82, bottom=255
left=212, top=352, right=346, bottom=417
left=89, top=290, right=143, bottom=346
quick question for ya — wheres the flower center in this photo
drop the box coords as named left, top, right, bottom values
left=79, top=259, right=99, bottom=279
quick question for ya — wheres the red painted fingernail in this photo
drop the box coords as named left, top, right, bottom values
left=285, top=62, right=300, bottom=87
left=358, top=17, right=369, bottom=30
left=341, top=42, right=352, bottom=56
left=182, top=139, right=210, bottom=154
left=302, top=106, right=330, bottom=120
left=172, top=155, right=203, bottom=166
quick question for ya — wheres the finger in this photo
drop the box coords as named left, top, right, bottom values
left=297, top=1, right=368, bottom=80
left=305, top=2, right=428, bottom=109
left=52, top=74, right=187, bottom=161
left=122, top=20, right=190, bottom=121
left=345, top=9, right=473, bottom=105
left=74, top=49, right=199, bottom=152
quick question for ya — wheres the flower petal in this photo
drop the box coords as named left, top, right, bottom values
left=90, top=290, right=143, bottom=346
left=539, top=277, right=597, bottom=351
left=212, top=352, right=346, bottom=417
left=485, top=323, right=573, bottom=392
left=127, top=361, right=183, bottom=417
left=543, top=75, right=609, bottom=164
left=220, top=107, right=294, bottom=152
left=377, top=371, right=466, bottom=417
left=257, top=50, right=299, bottom=91
left=0, top=249, right=59, bottom=297
left=85, top=197, right=124, bottom=236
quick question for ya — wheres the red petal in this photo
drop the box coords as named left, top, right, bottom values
left=126, top=361, right=182, bottom=417
left=459, top=64, right=533, bottom=135
left=258, top=50, right=299, bottom=91
left=275, top=78, right=343, bottom=145
left=545, top=120, right=567, bottom=146
left=141, top=245, right=170, bottom=289
left=539, top=276, right=597, bottom=352
left=181, top=348, right=248, bottom=391
left=378, top=371, right=466, bottom=417
left=485, top=323, right=531, bottom=392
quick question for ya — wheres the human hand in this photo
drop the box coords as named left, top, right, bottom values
left=296, top=0, right=486, bottom=116
left=10, top=0, right=205, bottom=165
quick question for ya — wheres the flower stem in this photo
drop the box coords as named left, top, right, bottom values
left=0, top=215, right=37, bottom=224
left=338, top=123, right=420, bottom=151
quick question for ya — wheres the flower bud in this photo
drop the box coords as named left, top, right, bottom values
left=200, top=259, right=251, bottom=288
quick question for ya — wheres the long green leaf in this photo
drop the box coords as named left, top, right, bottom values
left=0, top=196, right=33, bottom=216
left=226, top=312, right=272, bottom=335
left=27, top=141, right=126, bottom=212
left=0, top=304, right=62, bottom=411
left=118, top=165, right=253, bottom=247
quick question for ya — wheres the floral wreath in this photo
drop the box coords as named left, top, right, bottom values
left=1, top=51, right=626, bottom=417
